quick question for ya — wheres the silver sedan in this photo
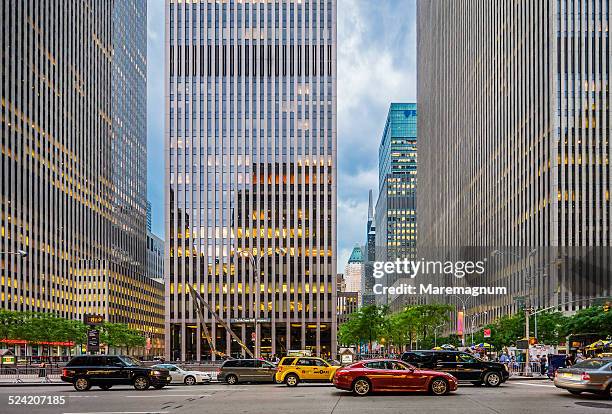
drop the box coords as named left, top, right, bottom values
left=152, top=364, right=212, bottom=385
left=554, top=358, right=612, bottom=398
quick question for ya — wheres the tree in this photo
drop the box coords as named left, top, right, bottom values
left=0, top=309, right=26, bottom=340
left=337, top=305, right=389, bottom=350
left=563, top=305, right=612, bottom=338
left=386, top=304, right=453, bottom=351
left=101, top=323, right=145, bottom=355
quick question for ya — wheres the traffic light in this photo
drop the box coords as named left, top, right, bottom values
left=604, top=303, right=610, bottom=312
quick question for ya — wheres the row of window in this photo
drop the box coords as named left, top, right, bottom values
left=170, top=44, right=333, bottom=77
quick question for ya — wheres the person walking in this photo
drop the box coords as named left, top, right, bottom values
left=539, top=355, right=547, bottom=376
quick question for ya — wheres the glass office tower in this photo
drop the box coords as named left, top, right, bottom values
left=0, top=0, right=163, bottom=354
left=165, top=0, right=337, bottom=360
left=375, top=104, right=418, bottom=310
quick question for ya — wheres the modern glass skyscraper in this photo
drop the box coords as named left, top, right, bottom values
left=361, top=189, right=376, bottom=306
left=165, top=0, right=337, bottom=360
left=418, top=1, right=610, bottom=322
left=375, top=104, right=418, bottom=309
left=0, top=0, right=163, bottom=353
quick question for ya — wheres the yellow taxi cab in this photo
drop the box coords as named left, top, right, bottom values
left=275, top=356, right=341, bottom=387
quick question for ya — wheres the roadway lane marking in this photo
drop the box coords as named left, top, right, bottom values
left=63, top=412, right=169, bottom=414
left=125, top=394, right=212, bottom=398
left=512, top=382, right=555, bottom=387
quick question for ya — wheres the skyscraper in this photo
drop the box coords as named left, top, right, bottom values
left=343, top=246, right=363, bottom=303
left=375, top=103, right=418, bottom=310
left=166, top=0, right=337, bottom=360
left=0, top=0, right=163, bottom=351
left=361, top=189, right=376, bottom=306
left=417, top=1, right=610, bottom=321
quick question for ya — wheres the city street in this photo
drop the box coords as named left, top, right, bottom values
left=0, top=381, right=610, bottom=414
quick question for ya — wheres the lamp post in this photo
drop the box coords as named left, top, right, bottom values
left=233, top=247, right=287, bottom=358
left=491, top=248, right=536, bottom=375
left=448, top=295, right=473, bottom=347
left=469, top=312, right=487, bottom=347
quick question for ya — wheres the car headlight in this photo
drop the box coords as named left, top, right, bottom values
left=151, top=370, right=162, bottom=375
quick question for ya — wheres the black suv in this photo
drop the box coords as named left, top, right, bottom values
left=61, top=355, right=171, bottom=391
left=400, top=350, right=509, bottom=386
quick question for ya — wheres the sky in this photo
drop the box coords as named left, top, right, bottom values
left=146, top=0, right=417, bottom=271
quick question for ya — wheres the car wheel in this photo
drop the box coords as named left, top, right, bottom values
left=184, top=376, right=196, bottom=386
left=430, top=378, right=449, bottom=396
left=568, top=390, right=582, bottom=395
left=285, top=374, right=299, bottom=387
left=74, top=377, right=91, bottom=392
left=604, top=384, right=612, bottom=400
left=352, top=378, right=371, bottom=396
left=133, top=376, right=150, bottom=391
left=484, top=372, right=501, bottom=387
left=226, top=374, right=238, bottom=385
left=98, top=385, right=112, bottom=390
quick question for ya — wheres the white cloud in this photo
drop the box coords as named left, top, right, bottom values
left=336, top=0, right=417, bottom=269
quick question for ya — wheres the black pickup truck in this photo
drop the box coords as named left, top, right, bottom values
left=61, top=355, right=171, bottom=391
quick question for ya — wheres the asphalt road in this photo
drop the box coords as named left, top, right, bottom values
left=0, top=381, right=610, bottom=414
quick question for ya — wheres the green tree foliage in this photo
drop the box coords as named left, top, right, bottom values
left=0, top=310, right=143, bottom=355
left=337, top=305, right=389, bottom=348
left=100, top=323, right=145, bottom=353
left=338, top=304, right=452, bottom=351
left=562, top=305, right=612, bottom=337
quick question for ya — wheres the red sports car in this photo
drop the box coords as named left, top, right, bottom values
left=333, top=359, right=458, bottom=396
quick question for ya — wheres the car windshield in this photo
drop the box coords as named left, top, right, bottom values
left=119, top=356, right=143, bottom=367
left=572, top=360, right=608, bottom=370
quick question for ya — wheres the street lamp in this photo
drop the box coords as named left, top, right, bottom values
left=448, top=294, right=474, bottom=347
left=0, top=250, right=28, bottom=258
left=233, top=247, right=288, bottom=358
left=491, top=248, right=537, bottom=375
left=469, top=312, right=487, bottom=347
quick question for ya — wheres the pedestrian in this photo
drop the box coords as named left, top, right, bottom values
left=575, top=351, right=585, bottom=363
left=539, top=355, right=547, bottom=376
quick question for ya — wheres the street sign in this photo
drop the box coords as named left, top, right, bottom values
left=230, top=318, right=271, bottom=323
left=483, top=328, right=491, bottom=338
left=516, top=339, right=529, bottom=350
left=84, top=314, right=104, bottom=326
left=87, top=329, right=100, bottom=352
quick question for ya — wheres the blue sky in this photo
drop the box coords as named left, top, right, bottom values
left=146, top=0, right=417, bottom=270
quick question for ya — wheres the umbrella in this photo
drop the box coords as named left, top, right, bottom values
left=586, top=340, right=612, bottom=351
left=473, top=342, right=493, bottom=349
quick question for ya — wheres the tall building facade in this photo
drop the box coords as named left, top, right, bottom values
left=1, top=0, right=163, bottom=352
left=418, top=1, right=610, bottom=322
left=343, top=246, right=363, bottom=303
left=147, top=232, right=165, bottom=284
left=165, top=0, right=337, bottom=360
left=361, top=189, right=376, bottom=306
left=375, top=103, right=418, bottom=310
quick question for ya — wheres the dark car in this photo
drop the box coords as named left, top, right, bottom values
left=333, top=359, right=458, bottom=396
left=61, top=355, right=171, bottom=391
left=401, top=350, right=509, bottom=387
left=217, top=359, right=277, bottom=384
left=554, top=358, right=612, bottom=398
